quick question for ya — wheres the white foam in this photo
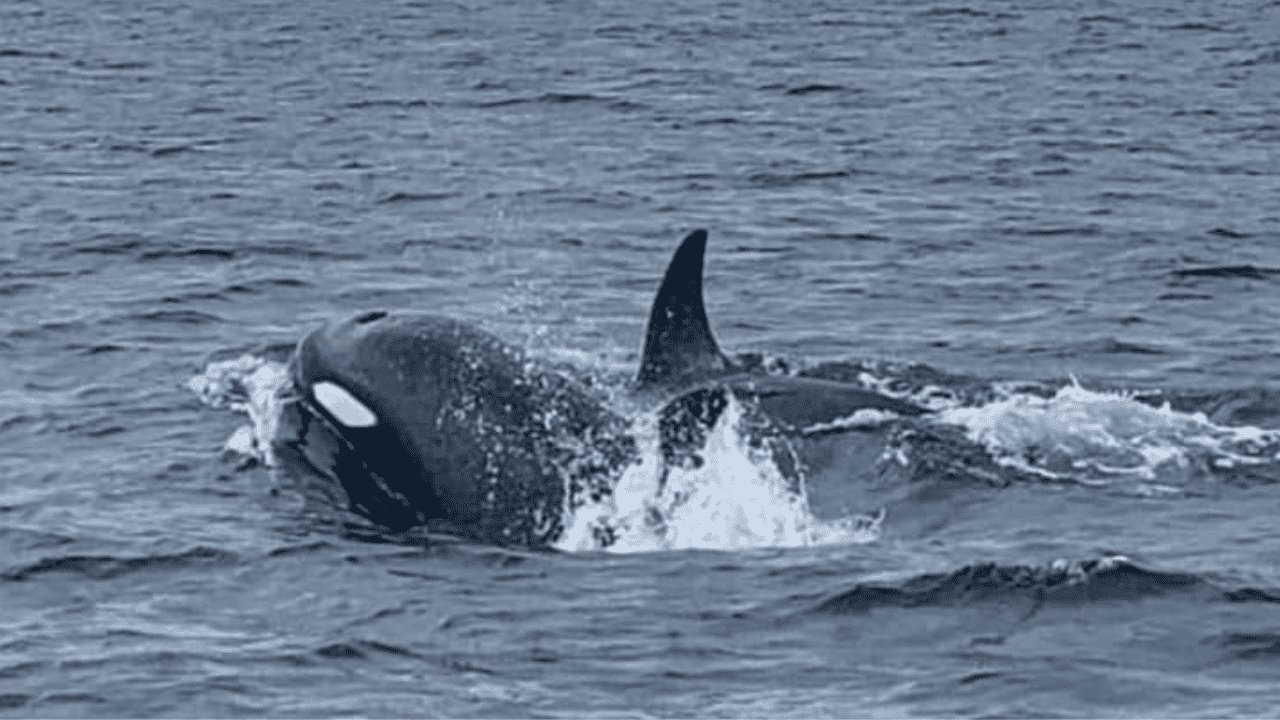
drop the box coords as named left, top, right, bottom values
left=935, top=381, right=1280, bottom=484
left=312, top=380, right=378, bottom=428
left=801, top=408, right=901, bottom=435
left=556, top=394, right=883, bottom=554
left=186, top=355, right=290, bottom=465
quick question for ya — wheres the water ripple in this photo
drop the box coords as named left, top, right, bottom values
left=2, top=547, right=240, bottom=582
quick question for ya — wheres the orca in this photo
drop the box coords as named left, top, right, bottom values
left=273, top=230, right=925, bottom=547
left=274, top=312, right=635, bottom=546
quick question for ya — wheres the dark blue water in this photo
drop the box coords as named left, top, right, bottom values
left=4, top=0, right=1280, bottom=715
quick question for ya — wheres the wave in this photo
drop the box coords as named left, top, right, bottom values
left=0, top=47, right=62, bottom=59
left=376, top=191, right=457, bottom=204
left=311, top=639, right=424, bottom=662
left=811, top=556, right=1280, bottom=615
left=124, top=309, right=227, bottom=325
left=471, top=92, right=644, bottom=111
left=52, top=236, right=364, bottom=263
left=783, top=83, right=848, bottom=96
left=1171, top=264, right=1280, bottom=281
left=153, top=276, right=311, bottom=304
left=746, top=169, right=856, bottom=187
left=2, top=546, right=239, bottom=582
left=1217, top=631, right=1280, bottom=660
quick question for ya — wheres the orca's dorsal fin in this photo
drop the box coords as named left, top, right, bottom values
left=635, top=229, right=734, bottom=390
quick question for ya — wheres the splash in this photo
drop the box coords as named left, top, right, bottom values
left=186, top=355, right=290, bottom=466
left=935, top=381, right=1280, bottom=486
left=556, top=395, right=883, bottom=554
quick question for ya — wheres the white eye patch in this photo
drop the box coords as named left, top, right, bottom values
left=312, top=381, right=378, bottom=428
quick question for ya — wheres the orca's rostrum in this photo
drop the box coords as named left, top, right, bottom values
left=274, top=230, right=924, bottom=547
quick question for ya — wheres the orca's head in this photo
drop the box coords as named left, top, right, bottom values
left=275, top=310, right=486, bottom=531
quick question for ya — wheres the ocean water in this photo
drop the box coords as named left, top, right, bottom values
left=3, top=0, right=1280, bottom=716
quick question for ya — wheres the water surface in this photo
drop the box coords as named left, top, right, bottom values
left=3, top=0, right=1280, bottom=716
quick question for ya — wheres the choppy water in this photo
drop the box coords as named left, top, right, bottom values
left=4, top=0, right=1280, bottom=716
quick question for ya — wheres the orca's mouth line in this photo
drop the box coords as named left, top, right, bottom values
left=283, top=380, right=382, bottom=462
left=287, top=388, right=356, bottom=451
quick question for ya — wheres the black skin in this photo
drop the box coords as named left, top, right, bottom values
left=278, top=310, right=633, bottom=546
